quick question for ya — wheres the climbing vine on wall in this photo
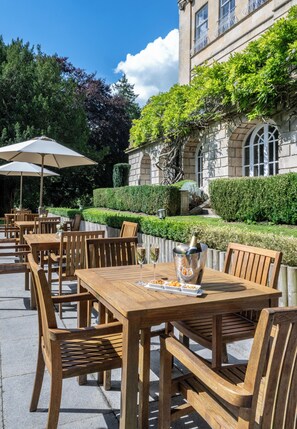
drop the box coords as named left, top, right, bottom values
left=130, top=6, right=297, bottom=151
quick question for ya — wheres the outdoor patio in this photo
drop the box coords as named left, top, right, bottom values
left=0, top=238, right=253, bottom=429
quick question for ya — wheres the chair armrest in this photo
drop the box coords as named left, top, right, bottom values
left=52, top=292, right=96, bottom=304
left=49, top=321, right=123, bottom=341
left=163, top=335, right=252, bottom=408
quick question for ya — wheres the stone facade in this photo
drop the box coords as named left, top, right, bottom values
left=179, top=0, right=297, bottom=85
left=128, top=0, right=297, bottom=192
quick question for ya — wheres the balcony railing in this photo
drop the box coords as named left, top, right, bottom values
left=218, top=9, right=237, bottom=35
left=248, top=0, right=267, bottom=13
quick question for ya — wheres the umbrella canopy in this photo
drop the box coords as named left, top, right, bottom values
left=0, top=161, right=59, bottom=209
left=0, top=136, right=97, bottom=208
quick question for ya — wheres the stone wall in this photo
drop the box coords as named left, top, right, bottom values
left=179, top=0, right=295, bottom=85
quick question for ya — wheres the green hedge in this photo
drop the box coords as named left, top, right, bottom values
left=93, top=185, right=181, bottom=215
left=79, top=208, right=297, bottom=266
left=113, top=163, right=131, bottom=187
left=47, top=207, right=82, bottom=219
left=210, top=173, right=297, bottom=224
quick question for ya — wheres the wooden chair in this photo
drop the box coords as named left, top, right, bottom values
left=28, top=253, right=123, bottom=429
left=173, top=243, right=282, bottom=367
left=50, top=230, right=105, bottom=317
left=33, top=217, right=61, bottom=234
left=71, top=213, right=81, bottom=231
left=0, top=243, right=30, bottom=289
left=119, top=220, right=138, bottom=237
left=85, top=236, right=137, bottom=388
left=159, top=306, right=297, bottom=429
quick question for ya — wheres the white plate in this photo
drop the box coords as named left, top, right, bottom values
left=144, top=282, right=203, bottom=297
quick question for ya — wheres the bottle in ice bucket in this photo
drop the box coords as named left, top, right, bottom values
left=173, top=233, right=207, bottom=285
left=186, top=232, right=202, bottom=255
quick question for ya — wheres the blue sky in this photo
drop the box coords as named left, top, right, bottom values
left=0, top=0, right=179, bottom=104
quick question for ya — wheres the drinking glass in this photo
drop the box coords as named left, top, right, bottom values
left=150, top=245, right=160, bottom=281
left=136, top=246, right=146, bottom=286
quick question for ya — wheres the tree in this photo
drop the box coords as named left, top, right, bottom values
left=0, top=40, right=133, bottom=212
left=113, top=73, right=141, bottom=121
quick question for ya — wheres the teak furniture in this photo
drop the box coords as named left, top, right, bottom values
left=119, top=221, right=138, bottom=237
left=173, top=243, right=282, bottom=367
left=71, top=213, right=82, bottom=231
left=51, top=230, right=105, bottom=317
left=159, top=306, right=297, bottom=429
left=33, top=216, right=61, bottom=234
left=28, top=254, right=123, bottom=429
left=0, top=243, right=30, bottom=289
left=76, top=262, right=281, bottom=429
left=24, top=233, right=61, bottom=308
left=15, top=220, right=36, bottom=244
left=85, top=236, right=138, bottom=388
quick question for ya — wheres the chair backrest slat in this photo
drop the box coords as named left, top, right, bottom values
left=85, top=237, right=138, bottom=269
left=120, top=221, right=138, bottom=238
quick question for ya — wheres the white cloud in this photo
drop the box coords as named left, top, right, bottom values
left=115, top=29, right=179, bottom=106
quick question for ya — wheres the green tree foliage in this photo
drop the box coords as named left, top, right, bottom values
left=113, top=73, right=141, bottom=121
left=0, top=39, right=131, bottom=212
left=130, top=6, right=297, bottom=148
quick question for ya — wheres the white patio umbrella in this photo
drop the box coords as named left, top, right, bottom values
left=0, top=136, right=97, bottom=208
left=0, top=161, right=59, bottom=209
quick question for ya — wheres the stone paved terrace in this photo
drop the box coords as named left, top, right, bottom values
left=0, top=242, right=251, bottom=429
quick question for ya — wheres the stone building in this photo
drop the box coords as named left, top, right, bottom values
left=128, top=0, right=297, bottom=192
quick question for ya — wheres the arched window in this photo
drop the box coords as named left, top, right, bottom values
left=243, top=124, right=279, bottom=177
left=196, top=146, right=203, bottom=187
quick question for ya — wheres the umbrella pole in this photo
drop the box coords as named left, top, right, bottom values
left=39, top=154, right=45, bottom=211
left=19, top=173, right=23, bottom=209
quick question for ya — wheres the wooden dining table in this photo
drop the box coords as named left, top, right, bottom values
left=75, top=262, right=281, bottom=429
left=15, top=220, right=36, bottom=244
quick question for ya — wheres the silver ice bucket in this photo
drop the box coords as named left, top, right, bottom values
left=173, top=243, right=208, bottom=285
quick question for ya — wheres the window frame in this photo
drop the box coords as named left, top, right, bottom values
left=195, top=3, right=208, bottom=48
left=196, top=145, right=204, bottom=187
left=242, top=123, right=279, bottom=178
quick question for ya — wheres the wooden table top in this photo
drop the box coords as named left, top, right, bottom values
left=24, top=233, right=60, bottom=246
left=76, top=263, right=281, bottom=325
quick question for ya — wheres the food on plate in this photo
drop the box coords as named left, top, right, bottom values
left=182, top=284, right=199, bottom=290
left=167, top=280, right=181, bottom=287
left=150, top=279, right=165, bottom=285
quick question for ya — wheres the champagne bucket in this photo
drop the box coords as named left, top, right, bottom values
left=173, top=243, right=208, bottom=285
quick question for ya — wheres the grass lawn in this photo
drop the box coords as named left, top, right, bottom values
left=170, top=216, right=297, bottom=237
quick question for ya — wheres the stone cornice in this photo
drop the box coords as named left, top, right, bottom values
left=178, top=0, right=193, bottom=11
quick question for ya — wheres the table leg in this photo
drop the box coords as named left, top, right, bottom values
left=212, top=315, right=222, bottom=369
left=120, top=318, right=140, bottom=429
left=138, top=328, right=151, bottom=429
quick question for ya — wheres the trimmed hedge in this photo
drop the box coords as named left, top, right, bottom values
left=113, top=163, right=131, bottom=187
left=93, top=185, right=181, bottom=216
left=79, top=208, right=297, bottom=266
left=47, top=208, right=82, bottom=219
left=210, top=173, right=297, bottom=224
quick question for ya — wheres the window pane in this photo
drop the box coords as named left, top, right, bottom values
left=269, top=141, right=274, bottom=162
left=260, top=143, right=264, bottom=163
left=244, top=146, right=249, bottom=165
left=269, top=163, right=274, bottom=175
left=244, top=166, right=250, bottom=176
left=260, top=164, right=264, bottom=175
left=254, top=165, right=258, bottom=176
left=254, top=145, right=258, bottom=163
